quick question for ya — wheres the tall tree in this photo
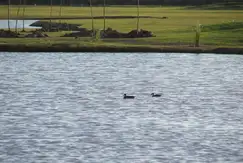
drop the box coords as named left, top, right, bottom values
left=8, top=0, right=11, bottom=31
left=59, top=0, right=63, bottom=26
left=49, top=0, right=53, bottom=31
left=103, top=0, right=106, bottom=31
left=22, top=0, right=26, bottom=31
left=136, top=0, right=140, bottom=33
left=15, top=0, right=22, bottom=32
left=89, top=0, right=94, bottom=33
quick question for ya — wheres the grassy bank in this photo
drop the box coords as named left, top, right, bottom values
left=0, top=5, right=243, bottom=52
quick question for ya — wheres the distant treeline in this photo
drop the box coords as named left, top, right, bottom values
left=0, top=0, right=242, bottom=6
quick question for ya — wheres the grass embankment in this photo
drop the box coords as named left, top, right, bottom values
left=0, top=5, right=243, bottom=53
left=186, top=2, right=243, bottom=10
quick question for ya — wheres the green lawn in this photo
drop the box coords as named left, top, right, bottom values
left=0, top=5, right=243, bottom=47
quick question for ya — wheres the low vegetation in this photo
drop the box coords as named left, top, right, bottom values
left=0, top=5, right=242, bottom=52
left=201, top=21, right=243, bottom=32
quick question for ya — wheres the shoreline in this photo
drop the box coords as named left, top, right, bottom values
left=0, top=44, right=242, bottom=54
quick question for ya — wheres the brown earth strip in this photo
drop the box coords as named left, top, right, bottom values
left=0, top=44, right=242, bottom=54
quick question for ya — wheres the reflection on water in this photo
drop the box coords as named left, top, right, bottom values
left=0, top=52, right=243, bottom=163
left=0, top=20, right=40, bottom=29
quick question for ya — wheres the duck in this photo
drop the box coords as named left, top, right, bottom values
left=151, top=93, right=161, bottom=97
left=123, top=94, right=135, bottom=99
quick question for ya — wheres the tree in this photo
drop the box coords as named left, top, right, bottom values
left=89, top=0, right=94, bottom=33
left=136, top=0, right=140, bottom=33
left=15, top=0, right=21, bottom=32
left=49, top=0, right=53, bottom=31
left=59, top=0, right=63, bottom=26
left=22, top=0, right=26, bottom=31
left=8, top=0, right=10, bottom=31
left=103, top=0, right=106, bottom=31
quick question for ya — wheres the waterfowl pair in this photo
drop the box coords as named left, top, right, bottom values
left=123, top=93, right=162, bottom=99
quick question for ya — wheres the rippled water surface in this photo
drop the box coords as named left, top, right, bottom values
left=0, top=52, right=243, bottom=163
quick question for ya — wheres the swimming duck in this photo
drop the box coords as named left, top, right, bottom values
left=123, top=94, right=135, bottom=99
left=151, top=93, right=161, bottom=97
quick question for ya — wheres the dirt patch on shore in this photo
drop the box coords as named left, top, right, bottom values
left=103, top=28, right=155, bottom=38
left=25, top=30, right=49, bottom=38
left=0, top=30, right=19, bottom=38
left=62, top=27, right=155, bottom=38
left=30, top=21, right=82, bottom=32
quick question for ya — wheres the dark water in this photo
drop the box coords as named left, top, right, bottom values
left=0, top=52, right=243, bottom=163
left=0, top=20, right=39, bottom=29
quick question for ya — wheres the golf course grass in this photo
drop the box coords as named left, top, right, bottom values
left=0, top=5, right=243, bottom=53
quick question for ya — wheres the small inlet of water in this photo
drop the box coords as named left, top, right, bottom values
left=0, top=20, right=41, bottom=29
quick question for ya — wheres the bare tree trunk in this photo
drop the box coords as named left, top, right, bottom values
left=103, top=0, right=106, bottom=31
left=89, top=0, right=94, bottom=33
left=22, top=0, right=26, bottom=32
left=49, top=0, right=53, bottom=31
left=59, top=0, right=63, bottom=23
left=136, top=0, right=140, bottom=33
left=15, top=0, right=22, bottom=33
left=59, top=0, right=63, bottom=30
left=8, top=0, right=11, bottom=31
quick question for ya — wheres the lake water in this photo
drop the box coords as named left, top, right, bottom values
left=0, top=20, right=39, bottom=29
left=0, top=52, right=243, bottom=163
